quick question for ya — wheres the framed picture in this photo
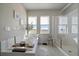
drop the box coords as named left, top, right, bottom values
left=13, top=10, right=21, bottom=21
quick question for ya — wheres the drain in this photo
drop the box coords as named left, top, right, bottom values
left=68, top=50, right=72, bottom=53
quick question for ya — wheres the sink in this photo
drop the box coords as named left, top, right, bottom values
left=12, top=48, right=26, bottom=52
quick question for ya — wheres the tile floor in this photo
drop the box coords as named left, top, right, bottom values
left=36, top=45, right=65, bottom=56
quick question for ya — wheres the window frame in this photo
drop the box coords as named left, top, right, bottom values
left=71, top=16, right=78, bottom=34
left=58, top=16, right=68, bottom=34
left=40, top=16, right=50, bottom=34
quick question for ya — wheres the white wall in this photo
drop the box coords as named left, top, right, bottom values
left=0, top=3, right=27, bottom=41
left=0, top=3, right=27, bottom=51
left=28, top=10, right=60, bottom=16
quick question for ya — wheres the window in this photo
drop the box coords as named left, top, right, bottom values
left=28, top=16, right=37, bottom=34
left=58, top=16, right=68, bottom=34
left=71, top=16, right=78, bottom=34
left=40, top=16, right=49, bottom=34
left=71, top=16, right=78, bottom=44
left=59, top=16, right=67, bottom=24
left=72, top=25, right=78, bottom=34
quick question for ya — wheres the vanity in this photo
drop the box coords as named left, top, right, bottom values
left=1, top=36, right=39, bottom=56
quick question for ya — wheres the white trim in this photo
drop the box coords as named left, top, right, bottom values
left=60, top=3, right=72, bottom=13
left=55, top=44, right=69, bottom=56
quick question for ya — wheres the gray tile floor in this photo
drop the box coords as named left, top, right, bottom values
left=36, top=45, right=65, bottom=56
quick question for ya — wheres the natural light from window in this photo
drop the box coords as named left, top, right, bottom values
left=58, top=16, right=68, bottom=34
left=28, top=16, right=37, bottom=34
left=40, top=16, right=49, bottom=34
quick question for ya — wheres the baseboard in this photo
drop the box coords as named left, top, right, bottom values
left=55, top=44, right=69, bottom=56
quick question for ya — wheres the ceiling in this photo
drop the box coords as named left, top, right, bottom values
left=23, top=3, right=68, bottom=10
